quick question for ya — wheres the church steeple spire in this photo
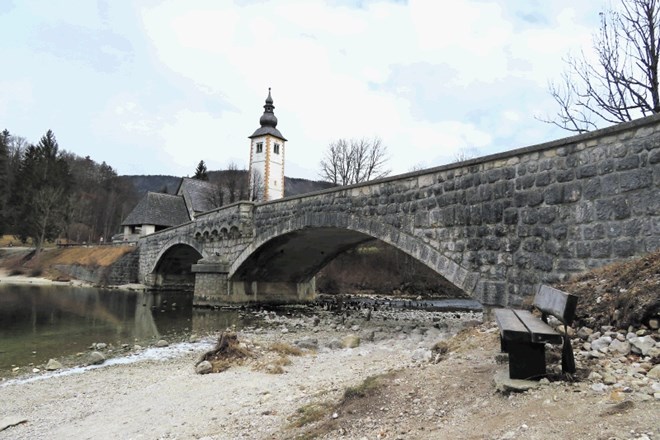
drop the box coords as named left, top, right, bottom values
left=259, top=88, right=278, bottom=129
left=249, top=88, right=286, bottom=140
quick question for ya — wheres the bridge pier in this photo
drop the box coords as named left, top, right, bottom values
left=229, top=279, right=317, bottom=305
left=191, top=260, right=231, bottom=306
left=191, top=259, right=316, bottom=306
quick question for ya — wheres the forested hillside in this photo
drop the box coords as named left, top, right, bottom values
left=1, top=128, right=334, bottom=248
left=0, top=129, right=137, bottom=248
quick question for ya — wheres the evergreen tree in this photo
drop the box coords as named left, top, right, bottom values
left=0, top=130, right=9, bottom=234
left=193, top=160, right=208, bottom=181
left=10, top=129, right=72, bottom=251
left=62, top=153, right=135, bottom=243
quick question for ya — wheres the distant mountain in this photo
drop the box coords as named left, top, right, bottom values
left=120, top=172, right=335, bottom=198
left=119, top=175, right=181, bottom=197
left=285, top=176, right=335, bottom=196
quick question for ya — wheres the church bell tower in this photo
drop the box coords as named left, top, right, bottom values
left=248, top=88, right=286, bottom=201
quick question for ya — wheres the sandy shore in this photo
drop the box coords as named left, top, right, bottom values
left=1, top=305, right=658, bottom=440
left=0, top=268, right=147, bottom=291
left=0, top=308, right=475, bottom=440
left=0, top=268, right=74, bottom=286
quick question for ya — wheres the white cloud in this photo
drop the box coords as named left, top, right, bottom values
left=1, top=0, right=610, bottom=179
left=0, top=79, right=33, bottom=119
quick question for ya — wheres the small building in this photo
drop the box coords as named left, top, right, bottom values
left=177, top=177, right=218, bottom=218
left=120, top=192, right=190, bottom=240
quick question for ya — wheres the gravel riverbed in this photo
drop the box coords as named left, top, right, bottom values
left=0, top=305, right=658, bottom=440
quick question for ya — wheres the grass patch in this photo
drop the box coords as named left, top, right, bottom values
left=270, top=342, right=303, bottom=356
left=254, top=355, right=292, bottom=374
left=288, top=402, right=334, bottom=428
left=37, top=246, right=136, bottom=267
left=282, top=372, right=397, bottom=439
left=341, top=374, right=383, bottom=402
left=0, top=235, right=30, bottom=247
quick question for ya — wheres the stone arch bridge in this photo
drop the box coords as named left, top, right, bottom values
left=138, top=116, right=660, bottom=307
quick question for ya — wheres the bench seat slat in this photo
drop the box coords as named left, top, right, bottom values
left=513, top=309, right=564, bottom=345
left=494, top=309, right=530, bottom=342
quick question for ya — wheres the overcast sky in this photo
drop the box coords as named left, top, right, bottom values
left=1, top=0, right=607, bottom=179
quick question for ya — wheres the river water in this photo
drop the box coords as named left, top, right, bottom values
left=0, top=284, right=253, bottom=377
left=0, top=284, right=481, bottom=379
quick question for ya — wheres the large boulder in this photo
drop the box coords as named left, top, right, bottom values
left=591, top=336, right=612, bottom=352
left=195, top=361, right=213, bottom=375
left=411, top=348, right=432, bottom=363
left=341, top=334, right=360, bottom=349
left=88, top=351, right=105, bottom=365
left=294, top=337, right=318, bottom=350
left=629, top=336, right=656, bottom=355
left=647, top=365, right=660, bottom=380
left=609, top=339, right=631, bottom=355
left=45, top=359, right=63, bottom=371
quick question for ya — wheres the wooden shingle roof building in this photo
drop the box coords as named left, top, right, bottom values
left=120, top=178, right=217, bottom=241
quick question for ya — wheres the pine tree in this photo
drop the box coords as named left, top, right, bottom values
left=193, top=160, right=208, bottom=181
left=0, top=130, right=9, bottom=235
left=10, top=129, right=72, bottom=251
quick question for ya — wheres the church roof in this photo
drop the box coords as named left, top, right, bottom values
left=249, top=126, right=287, bottom=140
left=121, top=192, right=190, bottom=227
left=177, top=177, right=217, bottom=214
left=249, top=88, right=287, bottom=141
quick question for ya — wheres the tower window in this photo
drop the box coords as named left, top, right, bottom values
left=256, top=142, right=263, bottom=153
left=273, top=143, right=280, bottom=154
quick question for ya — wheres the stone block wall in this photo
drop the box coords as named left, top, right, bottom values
left=54, top=247, right=139, bottom=285
left=137, top=115, right=660, bottom=307
left=138, top=203, right=255, bottom=286
left=105, top=249, right=139, bottom=285
left=252, top=115, right=660, bottom=307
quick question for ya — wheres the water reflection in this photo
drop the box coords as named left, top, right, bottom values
left=0, top=284, right=245, bottom=376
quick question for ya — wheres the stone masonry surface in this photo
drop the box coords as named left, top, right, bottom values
left=139, top=115, right=660, bottom=306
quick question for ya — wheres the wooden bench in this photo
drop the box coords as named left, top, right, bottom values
left=494, top=285, right=578, bottom=380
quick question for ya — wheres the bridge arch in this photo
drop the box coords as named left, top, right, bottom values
left=230, top=212, right=480, bottom=296
left=150, top=238, right=205, bottom=290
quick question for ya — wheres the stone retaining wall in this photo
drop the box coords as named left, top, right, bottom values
left=54, top=248, right=139, bottom=286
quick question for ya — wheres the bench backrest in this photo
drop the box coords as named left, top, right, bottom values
left=533, top=285, right=578, bottom=325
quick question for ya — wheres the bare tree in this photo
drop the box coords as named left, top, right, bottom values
left=222, top=162, right=247, bottom=203
left=543, top=0, right=660, bottom=132
left=408, top=162, right=426, bottom=172
left=206, top=162, right=250, bottom=208
left=249, top=169, right=265, bottom=201
left=32, top=187, right=67, bottom=252
left=453, top=147, right=480, bottom=163
left=319, top=137, right=390, bottom=185
left=206, top=181, right=225, bottom=209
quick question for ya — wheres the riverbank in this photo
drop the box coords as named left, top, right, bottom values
left=0, top=245, right=139, bottom=289
left=1, top=305, right=658, bottom=440
left=0, top=268, right=87, bottom=286
left=0, top=268, right=147, bottom=292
